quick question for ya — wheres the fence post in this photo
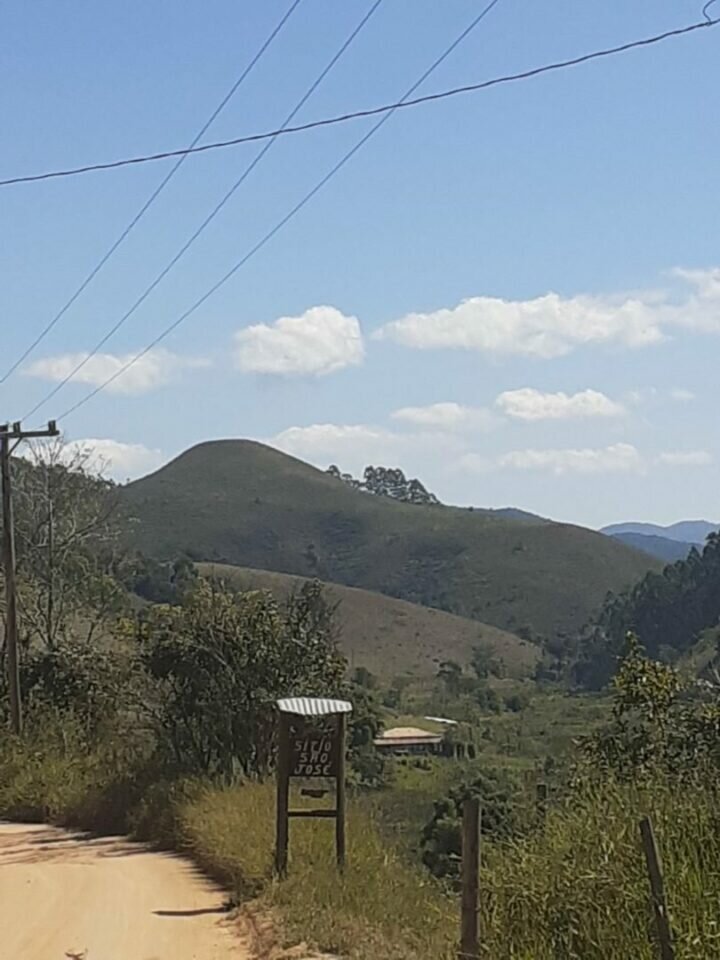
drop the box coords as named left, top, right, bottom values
left=459, top=797, right=480, bottom=960
left=639, top=816, right=676, bottom=960
left=274, top=714, right=291, bottom=877
left=536, top=781, right=548, bottom=826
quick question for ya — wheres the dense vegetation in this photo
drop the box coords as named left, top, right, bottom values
left=576, top=532, right=720, bottom=688
left=121, top=439, right=659, bottom=639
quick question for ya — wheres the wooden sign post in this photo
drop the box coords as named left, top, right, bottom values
left=274, top=697, right=352, bottom=877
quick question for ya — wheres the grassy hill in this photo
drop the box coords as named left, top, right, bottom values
left=121, top=440, right=660, bottom=639
left=198, top=562, right=538, bottom=678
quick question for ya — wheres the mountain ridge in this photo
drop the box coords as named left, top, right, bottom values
left=121, top=439, right=660, bottom=640
left=607, top=531, right=695, bottom=564
left=602, top=520, right=719, bottom=544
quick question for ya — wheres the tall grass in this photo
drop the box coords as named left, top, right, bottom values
left=480, top=779, right=720, bottom=958
left=177, top=779, right=720, bottom=960
left=1, top=726, right=719, bottom=959
left=180, top=782, right=456, bottom=959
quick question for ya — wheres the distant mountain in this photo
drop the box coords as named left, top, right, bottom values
left=608, top=532, right=695, bottom=564
left=120, top=439, right=659, bottom=640
left=602, top=520, right=719, bottom=545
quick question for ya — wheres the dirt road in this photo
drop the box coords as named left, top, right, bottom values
left=0, top=822, right=247, bottom=959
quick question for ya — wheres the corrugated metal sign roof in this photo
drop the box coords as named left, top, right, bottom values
left=277, top=697, right=353, bottom=717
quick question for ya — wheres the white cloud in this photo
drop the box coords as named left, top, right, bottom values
left=672, top=266, right=720, bottom=303
left=670, top=388, right=696, bottom=403
left=496, top=388, right=624, bottom=421
left=24, top=349, right=207, bottom=395
left=391, top=402, right=496, bottom=432
left=269, top=422, right=463, bottom=477
left=234, top=306, right=364, bottom=376
left=499, top=443, right=643, bottom=475
left=374, top=267, right=720, bottom=358
left=657, top=450, right=712, bottom=467
left=375, top=292, right=664, bottom=358
left=62, top=438, right=164, bottom=481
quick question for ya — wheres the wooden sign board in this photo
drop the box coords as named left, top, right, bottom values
left=275, top=698, right=352, bottom=877
left=290, top=728, right=339, bottom=778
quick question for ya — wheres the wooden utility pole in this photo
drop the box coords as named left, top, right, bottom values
left=1, top=420, right=59, bottom=735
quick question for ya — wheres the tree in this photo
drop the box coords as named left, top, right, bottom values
left=421, top=771, right=520, bottom=880
left=133, top=578, right=346, bottom=777
left=2, top=439, right=127, bottom=651
left=326, top=463, right=441, bottom=505
left=575, top=533, right=720, bottom=688
left=128, top=554, right=198, bottom=605
left=351, top=666, right=377, bottom=690
left=437, top=659, right=463, bottom=697
left=471, top=641, right=502, bottom=680
left=20, top=640, right=133, bottom=738
left=346, top=682, right=386, bottom=788
left=504, top=690, right=530, bottom=713
left=577, top=632, right=720, bottom=780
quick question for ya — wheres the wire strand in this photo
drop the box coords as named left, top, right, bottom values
left=23, top=0, right=386, bottom=421
left=0, top=0, right=303, bottom=385
left=54, top=0, right=505, bottom=423
left=2, top=16, right=717, bottom=191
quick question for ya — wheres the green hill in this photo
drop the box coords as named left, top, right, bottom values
left=198, top=562, right=537, bottom=678
left=121, top=440, right=660, bottom=639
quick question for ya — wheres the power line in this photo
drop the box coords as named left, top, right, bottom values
left=23, top=0, right=386, bottom=421
left=2, top=16, right=717, bottom=191
left=0, top=0, right=303, bottom=386
left=53, top=0, right=506, bottom=424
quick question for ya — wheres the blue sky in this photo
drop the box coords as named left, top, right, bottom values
left=2, top=0, right=719, bottom=527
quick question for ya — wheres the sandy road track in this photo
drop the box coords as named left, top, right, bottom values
left=0, top=822, right=247, bottom=959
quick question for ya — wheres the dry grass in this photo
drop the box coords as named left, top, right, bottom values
left=198, top=562, right=537, bottom=678
left=179, top=782, right=456, bottom=959
left=178, top=779, right=720, bottom=960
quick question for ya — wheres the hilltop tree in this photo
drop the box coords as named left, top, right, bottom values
left=326, top=463, right=440, bottom=505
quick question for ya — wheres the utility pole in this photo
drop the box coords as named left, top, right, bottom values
left=1, top=419, right=59, bottom=735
